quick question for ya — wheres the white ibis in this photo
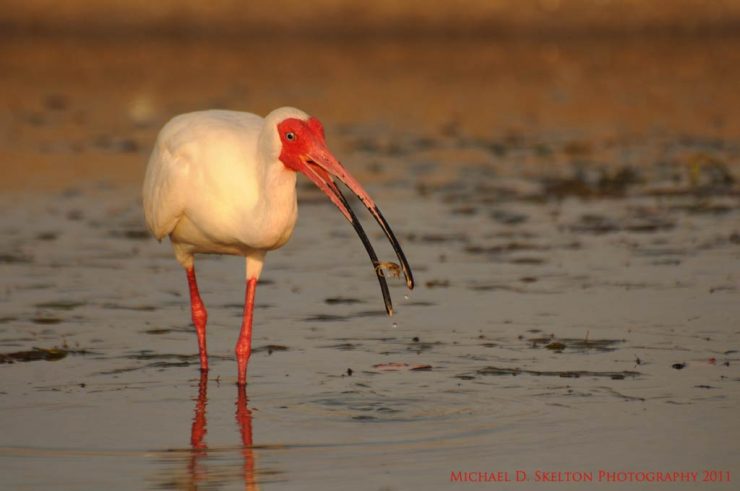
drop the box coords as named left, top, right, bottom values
left=142, top=107, right=414, bottom=385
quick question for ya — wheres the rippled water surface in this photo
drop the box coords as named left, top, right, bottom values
left=1, top=35, right=739, bottom=490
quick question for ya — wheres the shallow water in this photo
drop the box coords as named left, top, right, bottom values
left=1, top=35, right=740, bottom=490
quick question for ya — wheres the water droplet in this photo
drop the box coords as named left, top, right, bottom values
left=392, top=322, right=398, bottom=328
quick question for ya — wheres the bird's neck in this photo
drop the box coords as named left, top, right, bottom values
left=256, top=158, right=298, bottom=231
left=265, top=159, right=297, bottom=201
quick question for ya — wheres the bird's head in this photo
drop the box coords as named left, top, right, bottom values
left=275, top=114, right=372, bottom=221
left=266, top=107, right=414, bottom=313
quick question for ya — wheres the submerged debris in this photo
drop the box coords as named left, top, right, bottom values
left=425, top=279, right=450, bottom=288
left=462, top=366, right=640, bottom=380
left=545, top=342, right=567, bottom=351
left=325, top=297, right=364, bottom=305
left=0, top=252, right=33, bottom=264
left=532, top=337, right=624, bottom=352
left=34, top=300, right=85, bottom=311
left=541, top=167, right=642, bottom=199
left=0, top=347, right=85, bottom=363
left=110, top=229, right=150, bottom=240
left=252, top=344, right=288, bottom=355
left=373, top=362, right=432, bottom=372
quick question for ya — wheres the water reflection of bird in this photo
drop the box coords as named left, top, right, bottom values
left=187, top=374, right=258, bottom=490
left=143, top=107, right=414, bottom=385
left=188, top=374, right=208, bottom=485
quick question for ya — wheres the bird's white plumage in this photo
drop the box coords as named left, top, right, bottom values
left=142, top=107, right=309, bottom=276
left=143, top=106, right=414, bottom=384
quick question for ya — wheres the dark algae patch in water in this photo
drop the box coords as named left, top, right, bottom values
left=325, top=297, right=365, bottom=305
left=252, top=344, right=289, bottom=354
left=0, top=347, right=89, bottom=363
left=530, top=336, right=624, bottom=352
left=463, top=366, right=641, bottom=380
left=34, top=300, right=86, bottom=311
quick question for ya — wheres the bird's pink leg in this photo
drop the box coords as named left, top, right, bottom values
left=186, top=266, right=209, bottom=372
left=235, top=278, right=257, bottom=386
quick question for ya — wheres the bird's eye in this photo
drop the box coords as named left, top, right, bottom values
left=285, top=131, right=296, bottom=141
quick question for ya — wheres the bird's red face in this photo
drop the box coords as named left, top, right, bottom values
left=277, top=117, right=373, bottom=222
left=276, top=116, right=414, bottom=313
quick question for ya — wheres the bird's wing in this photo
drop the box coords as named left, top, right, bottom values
left=142, top=137, right=189, bottom=241
left=142, top=110, right=264, bottom=241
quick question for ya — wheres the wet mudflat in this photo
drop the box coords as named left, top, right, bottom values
left=1, top=35, right=740, bottom=490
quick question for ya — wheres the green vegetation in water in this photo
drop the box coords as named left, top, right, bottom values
left=252, top=344, right=289, bottom=355
left=462, top=366, right=640, bottom=380
left=530, top=337, right=624, bottom=352
left=34, top=300, right=86, bottom=311
left=0, top=347, right=83, bottom=363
